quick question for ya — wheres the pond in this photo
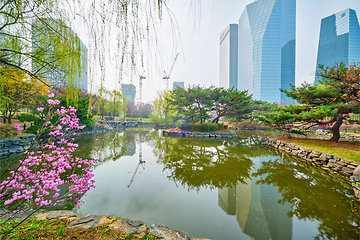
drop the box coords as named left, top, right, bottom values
left=2, top=130, right=360, bottom=239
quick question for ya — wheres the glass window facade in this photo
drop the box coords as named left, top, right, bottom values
left=122, top=84, right=136, bottom=102
left=173, top=81, right=184, bottom=89
left=238, top=0, right=296, bottom=104
left=220, top=24, right=238, bottom=89
left=32, top=18, right=88, bottom=93
left=315, top=9, right=360, bottom=83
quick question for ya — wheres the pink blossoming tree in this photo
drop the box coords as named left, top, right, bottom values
left=0, top=93, right=98, bottom=236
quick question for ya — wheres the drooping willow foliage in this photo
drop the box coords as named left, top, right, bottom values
left=0, top=0, right=175, bottom=108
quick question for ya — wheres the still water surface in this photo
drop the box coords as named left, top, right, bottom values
left=70, top=129, right=360, bottom=239
left=4, top=129, right=358, bottom=239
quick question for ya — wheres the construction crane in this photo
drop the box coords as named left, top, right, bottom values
left=127, top=141, right=145, bottom=188
left=163, top=53, right=179, bottom=90
left=137, top=70, right=146, bottom=104
left=138, top=73, right=146, bottom=104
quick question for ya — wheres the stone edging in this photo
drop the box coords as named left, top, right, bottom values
left=229, top=127, right=272, bottom=131
left=104, top=121, right=176, bottom=129
left=162, top=130, right=237, bottom=139
left=0, top=210, right=192, bottom=240
left=0, top=134, right=35, bottom=159
left=264, top=137, right=360, bottom=200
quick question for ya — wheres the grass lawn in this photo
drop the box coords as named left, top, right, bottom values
left=276, top=137, right=360, bottom=162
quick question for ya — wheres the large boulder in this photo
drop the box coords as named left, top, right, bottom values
left=110, top=218, right=147, bottom=237
left=149, top=222, right=190, bottom=240
left=353, top=166, right=360, bottom=176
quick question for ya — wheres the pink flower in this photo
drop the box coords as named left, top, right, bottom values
left=37, top=107, right=44, bottom=112
left=48, top=93, right=55, bottom=98
left=47, top=99, right=60, bottom=105
left=14, top=123, right=22, bottom=131
left=3, top=101, right=97, bottom=212
left=14, top=123, right=22, bottom=135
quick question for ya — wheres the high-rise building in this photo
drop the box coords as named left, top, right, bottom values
left=173, top=81, right=184, bottom=89
left=238, top=0, right=296, bottom=104
left=0, top=31, right=22, bottom=67
left=218, top=156, right=293, bottom=239
left=315, top=9, right=360, bottom=83
left=220, top=24, right=238, bottom=89
left=122, top=84, right=136, bottom=102
left=32, top=19, right=88, bottom=93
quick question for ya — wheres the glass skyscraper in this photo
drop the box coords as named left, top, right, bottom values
left=32, top=18, right=88, bottom=93
left=238, top=0, right=296, bottom=104
left=122, top=84, right=136, bottom=102
left=315, top=9, right=360, bottom=84
left=219, top=24, right=238, bottom=89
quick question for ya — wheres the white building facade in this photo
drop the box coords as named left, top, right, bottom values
left=220, top=24, right=238, bottom=89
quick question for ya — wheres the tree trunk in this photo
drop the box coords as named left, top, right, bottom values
left=3, top=117, right=6, bottom=124
left=212, top=115, right=220, bottom=123
left=8, top=115, right=12, bottom=124
left=329, top=116, right=343, bottom=143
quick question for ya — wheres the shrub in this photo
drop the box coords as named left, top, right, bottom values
left=0, top=125, right=18, bottom=138
left=178, top=123, right=192, bottom=131
left=191, top=122, right=224, bottom=133
left=17, top=113, right=38, bottom=122
left=25, top=125, right=41, bottom=134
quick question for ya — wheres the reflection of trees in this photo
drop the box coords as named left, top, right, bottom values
left=254, top=150, right=360, bottom=240
left=149, top=131, right=268, bottom=190
left=75, top=130, right=149, bottom=166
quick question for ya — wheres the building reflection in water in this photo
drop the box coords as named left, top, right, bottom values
left=123, top=143, right=136, bottom=156
left=218, top=156, right=293, bottom=240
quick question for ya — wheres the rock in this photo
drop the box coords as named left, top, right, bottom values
left=349, top=161, right=360, bottom=167
left=67, top=214, right=102, bottom=229
left=351, top=176, right=360, bottom=182
left=110, top=218, right=147, bottom=236
left=326, top=162, right=336, bottom=168
left=308, top=153, right=320, bottom=159
left=47, top=210, right=77, bottom=219
left=333, top=166, right=343, bottom=171
left=0, top=208, right=9, bottom=217
left=341, top=167, right=354, bottom=176
left=337, top=161, right=347, bottom=166
left=98, top=216, right=115, bottom=225
left=347, top=164, right=357, bottom=170
left=36, top=212, right=50, bottom=220
left=149, top=222, right=190, bottom=240
left=353, top=166, right=360, bottom=176
left=342, top=158, right=352, bottom=164
left=137, top=224, right=148, bottom=237
left=311, top=150, right=322, bottom=155
left=2, top=210, right=35, bottom=221
left=354, top=189, right=360, bottom=199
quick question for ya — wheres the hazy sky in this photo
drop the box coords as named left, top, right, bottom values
left=109, top=0, right=360, bottom=103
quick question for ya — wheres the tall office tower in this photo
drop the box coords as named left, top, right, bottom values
left=315, top=9, right=360, bottom=83
left=32, top=19, right=88, bottom=93
left=238, top=0, right=296, bottom=104
left=220, top=24, right=238, bottom=89
left=218, top=156, right=293, bottom=239
left=173, top=81, right=185, bottom=89
left=122, top=84, right=136, bottom=102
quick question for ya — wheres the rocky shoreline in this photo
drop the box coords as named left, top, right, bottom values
left=0, top=210, right=196, bottom=240
left=162, top=130, right=237, bottom=139
left=264, top=137, right=360, bottom=200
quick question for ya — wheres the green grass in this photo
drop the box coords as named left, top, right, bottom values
left=286, top=139, right=360, bottom=162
